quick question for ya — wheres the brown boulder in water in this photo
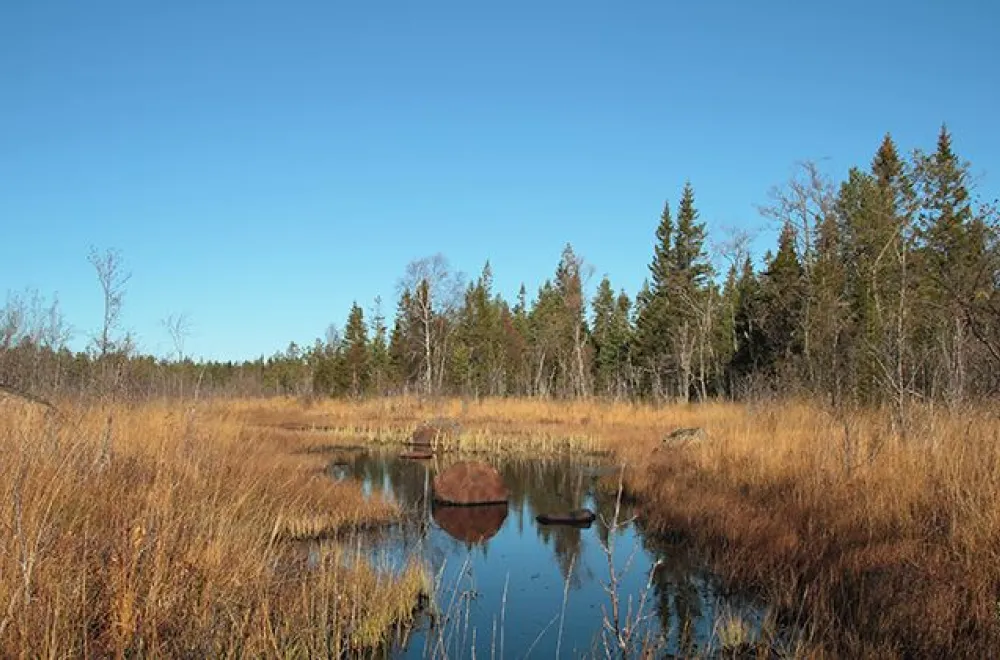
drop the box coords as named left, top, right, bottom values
left=432, top=461, right=509, bottom=505
left=433, top=503, right=508, bottom=544
left=536, top=508, right=597, bottom=527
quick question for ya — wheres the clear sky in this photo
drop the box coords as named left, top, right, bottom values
left=2, top=0, right=997, bottom=361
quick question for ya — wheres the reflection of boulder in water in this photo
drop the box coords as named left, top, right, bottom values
left=433, top=503, right=508, bottom=545
left=433, top=461, right=509, bottom=505
left=536, top=508, right=596, bottom=527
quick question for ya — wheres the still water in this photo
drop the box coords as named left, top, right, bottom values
left=328, top=451, right=766, bottom=658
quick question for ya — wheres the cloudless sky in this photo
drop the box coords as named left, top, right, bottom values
left=2, top=0, right=998, bottom=361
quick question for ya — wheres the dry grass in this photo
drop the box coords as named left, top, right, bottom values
left=4, top=394, right=999, bottom=657
left=0, top=397, right=427, bottom=658
left=247, top=396, right=1000, bottom=656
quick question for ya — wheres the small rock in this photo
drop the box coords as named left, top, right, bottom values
left=408, top=417, right=463, bottom=446
left=662, top=427, right=707, bottom=446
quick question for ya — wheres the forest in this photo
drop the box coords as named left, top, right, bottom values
left=3, top=126, right=998, bottom=410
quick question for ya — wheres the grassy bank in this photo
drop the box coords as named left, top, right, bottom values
left=0, top=396, right=428, bottom=657
left=619, top=403, right=1000, bottom=658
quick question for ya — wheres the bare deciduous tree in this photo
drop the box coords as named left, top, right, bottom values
left=88, top=247, right=131, bottom=359
left=162, top=313, right=192, bottom=361
left=758, top=161, right=837, bottom=387
left=398, top=254, right=464, bottom=395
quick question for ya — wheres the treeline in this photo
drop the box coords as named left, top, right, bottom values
left=3, top=126, right=998, bottom=406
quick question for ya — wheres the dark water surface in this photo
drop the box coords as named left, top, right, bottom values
left=328, top=451, right=767, bottom=658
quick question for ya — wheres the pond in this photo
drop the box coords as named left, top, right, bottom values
left=326, top=451, right=769, bottom=658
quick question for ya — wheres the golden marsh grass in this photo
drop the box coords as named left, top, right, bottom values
left=0, top=397, right=426, bottom=658
left=4, top=394, right=999, bottom=657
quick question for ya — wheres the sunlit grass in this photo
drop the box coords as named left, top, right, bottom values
left=0, top=397, right=427, bottom=657
left=248, top=395, right=1000, bottom=656
left=4, top=393, right=999, bottom=656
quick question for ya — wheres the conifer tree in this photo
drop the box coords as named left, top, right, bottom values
left=635, top=203, right=675, bottom=397
left=368, top=297, right=390, bottom=395
left=913, top=125, right=988, bottom=401
left=342, top=302, right=369, bottom=397
left=729, top=256, right=764, bottom=395
left=670, top=182, right=713, bottom=401
left=592, top=277, right=632, bottom=397
left=758, top=224, right=805, bottom=379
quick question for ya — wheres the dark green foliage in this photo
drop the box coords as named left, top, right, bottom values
left=591, top=276, right=633, bottom=397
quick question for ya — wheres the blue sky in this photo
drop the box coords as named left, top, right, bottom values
left=2, top=0, right=997, bottom=361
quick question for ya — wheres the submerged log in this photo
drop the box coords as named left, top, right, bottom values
left=535, top=508, right=597, bottom=527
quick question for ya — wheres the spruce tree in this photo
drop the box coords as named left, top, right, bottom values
left=342, top=302, right=369, bottom=397
left=367, top=299, right=390, bottom=396
left=635, top=202, right=675, bottom=397
left=591, top=276, right=621, bottom=396
left=758, top=223, right=805, bottom=377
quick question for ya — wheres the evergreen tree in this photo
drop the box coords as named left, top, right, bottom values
left=811, top=209, right=848, bottom=403
left=913, top=125, right=989, bottom=401
left=670, top=182, right=713, bottom=400
left=388, top=289, right=420, bottom=392
left=837, top=167, right=884, bottom=401
left=758, top=223, right=805, bottom=379
left=342, top=302, right=369, bottom=397
left=729, top=256, right=765, bottom=394
left=635, top=202, right=676, bottom=397
left=555, top=244, right=591, bottom=397
left=591, top=276, right=628, bottom=396
left=454, top=261, right=506, bottom=396
left=368, top=297, right=390, bottom=395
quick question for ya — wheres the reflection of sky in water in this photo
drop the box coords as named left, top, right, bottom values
left=331, top=452, right=768, bottom=658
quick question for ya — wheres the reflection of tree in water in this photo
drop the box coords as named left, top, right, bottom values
left=641, top=533, right=704, bottom=656
left=336, top=451, right=430, bottom=510
left=500, top=457, right=600, bottom=587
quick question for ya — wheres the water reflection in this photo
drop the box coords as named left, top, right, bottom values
left=330, top=451, right=768, bottom=658
left=432, top=504, right=508, bottom=545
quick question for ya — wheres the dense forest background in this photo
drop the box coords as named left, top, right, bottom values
left=4, top=127, right=999, bottom=411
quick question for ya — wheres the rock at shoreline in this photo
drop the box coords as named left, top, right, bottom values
left=408, top=417, right=463, bottom=446
left=661, top=427, right=707, bottom=447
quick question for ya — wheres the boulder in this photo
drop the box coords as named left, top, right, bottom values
left=662, top=427, right=707, bottom=447
left=535, top=508, right=597, bottom=527
left=432, top=461, right=509, bottom=505
left=400, top=450, right=433, bottom=460
left=408, top=417, right=463, bottom=446
left=433, top=503, right=508, bottom=545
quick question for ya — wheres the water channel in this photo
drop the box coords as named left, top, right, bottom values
left=326, top=450, right=769, bottom=658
